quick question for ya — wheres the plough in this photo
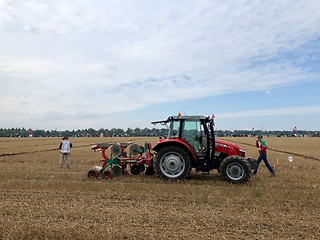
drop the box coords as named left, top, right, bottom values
left=87, top=141, right=155, bottom=180
left=87, top=114, right=257, bottom=184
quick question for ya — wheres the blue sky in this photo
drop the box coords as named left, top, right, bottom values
left=1, top=0, right=320, bottom=131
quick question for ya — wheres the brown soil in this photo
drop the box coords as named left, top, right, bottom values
left=1, top=137, right=319, bottom=239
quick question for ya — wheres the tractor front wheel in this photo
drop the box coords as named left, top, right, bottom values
left=219, top=156, right=251, bottom=184
left=154, top=146, right=191, bottom=180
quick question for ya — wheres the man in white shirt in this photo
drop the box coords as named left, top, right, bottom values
left=59, top=136, right=73, bottom=168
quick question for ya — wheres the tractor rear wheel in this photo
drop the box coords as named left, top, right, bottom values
left=219, top=156, right=251, bottom=184
left=154, top=146, right=191, bottom=180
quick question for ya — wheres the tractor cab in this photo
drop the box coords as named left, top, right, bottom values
left=171, top=116, right=213, bottom=158
left=153, top=115, right=215, bottom=162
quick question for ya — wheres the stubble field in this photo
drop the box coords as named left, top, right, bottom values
left=1, top=136, right=320, bottom=239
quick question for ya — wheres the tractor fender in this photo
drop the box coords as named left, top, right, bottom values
left=152, top=139, right=197, bottom=161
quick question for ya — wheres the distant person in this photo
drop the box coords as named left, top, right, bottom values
left=59, top=137, right=73, bottom=169
left=253, top=135, right=275, bottom=176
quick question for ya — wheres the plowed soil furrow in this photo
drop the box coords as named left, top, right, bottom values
left=229, top=139, right=320, bottom=161
left=0, top=144, right=95, bottom=157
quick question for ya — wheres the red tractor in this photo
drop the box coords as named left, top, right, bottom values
left=151, top=115, right=256, bottom=183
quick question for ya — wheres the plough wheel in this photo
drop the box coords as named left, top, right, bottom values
left=87, top=170, right=98, bottom=179
left=110, top=143, right=122, bottom=157
left=130, top=164, right=145, bottom=175
left=102, top=170, right=112, bottom=180
left=128, top=144, right=142, bottom=156
left=112, top=165, right=123, bottom=176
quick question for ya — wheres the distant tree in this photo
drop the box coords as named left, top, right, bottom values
left=133, top=128, right=141, bottom=136
left=126, top=128, right=133, bottom=137
left=1, top=127, right=319, bottom=138
left=87, top=128, right=97, bottom=137
left=32, top=129, right=45, bottom=137
left=115, top=128, right=125, bottom=137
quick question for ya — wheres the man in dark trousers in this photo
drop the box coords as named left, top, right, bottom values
left=59, top=136, right=73, bottom=169
left=253, top=135, right=275, bottom=176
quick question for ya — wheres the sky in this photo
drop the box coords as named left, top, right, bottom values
left=1, top=0, right=320, bottom=131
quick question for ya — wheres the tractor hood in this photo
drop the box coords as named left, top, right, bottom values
left=215, top=139, right=242, bottom=149
left=215, top=139, right=246, bottom=157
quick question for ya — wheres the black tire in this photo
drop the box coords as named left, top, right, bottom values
left=219, top=156, right=251, bottom=184
left=145, top=165, right=155, bottom=176
left=154, top=146, right=191, bottom=180
left=246, top=157, right=258, bottom=171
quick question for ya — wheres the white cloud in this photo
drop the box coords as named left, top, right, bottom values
left=0, top=0, right=320, bottom=129
left=217, top=105, right=320, bottom=119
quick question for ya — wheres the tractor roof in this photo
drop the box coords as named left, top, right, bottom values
left=151, top=115, right=209, bottom=125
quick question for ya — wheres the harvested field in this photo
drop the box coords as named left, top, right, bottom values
left=1, top=136, right=320, bottom=239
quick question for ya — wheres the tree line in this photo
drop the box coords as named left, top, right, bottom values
left=0, top=127, right=319, bottom=138
left=0, top=127, right=167, bottom=138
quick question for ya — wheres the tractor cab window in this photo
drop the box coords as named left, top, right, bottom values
left=182, top=120, right=206, bottom=152
left=168, top=120, right=180, bottom=138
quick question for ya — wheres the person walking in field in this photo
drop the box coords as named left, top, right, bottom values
left=253, top=135, right=275, bottom=176
left=59, top=136, right=73, bottom=169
